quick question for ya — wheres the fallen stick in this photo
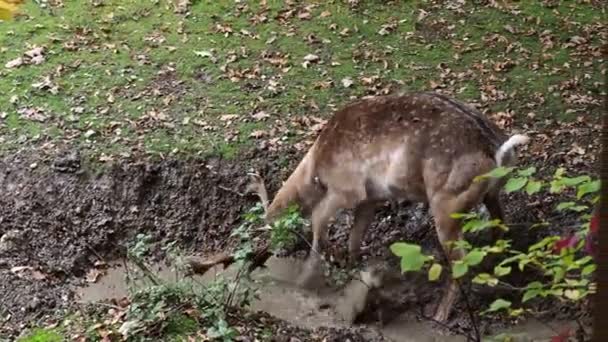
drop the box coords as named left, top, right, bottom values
left=185, top=243, right=272, bottom=276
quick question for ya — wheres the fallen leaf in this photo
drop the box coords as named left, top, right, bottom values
left=11, top=266, right=34, bottom=273
left=303, top=54, right=319, bottom=62
left=32, top=75, right=59, bottom=94
left=252, top=111, right=270, bottom=121
left=10, top=266, right=47, bottom=280
left=250, top=130, right=266, bottom=138
left=174, top=0, right=191, bottom=14
left=341, top=77, right=354, bottom=88
left=220, top=114, right=238, bottom=121
left=297, top=10, right=311, bottom=20
left=18, top=107, right=48, bottom=122
left=5, top=57, right=24, bottom=68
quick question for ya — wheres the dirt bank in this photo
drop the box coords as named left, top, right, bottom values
left=0, top=130, right=598, bottom=338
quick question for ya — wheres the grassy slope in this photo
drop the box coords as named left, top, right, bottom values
left=0, top=0, right=604, bottom=162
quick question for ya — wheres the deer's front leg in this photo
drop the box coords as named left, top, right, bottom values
left=297, top=192, right=345, bottom=289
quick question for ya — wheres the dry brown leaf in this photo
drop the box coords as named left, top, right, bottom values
left=250, top=130, right=266, bottom=138
left=303, top=54, right=319, bottom=62
left=5, top=57, right=24, bottom=69
left=252, top=111, right=270, bottom=121
left=297, top=10, right=311, bottom=20
left=18, top=107, right=48, bottom=122
left=220, top=114, right=238, bottom=121
left=341, top=77, right=354, bottom=88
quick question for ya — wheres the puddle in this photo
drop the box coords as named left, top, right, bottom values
left=76, top=257, right=575, bottom=342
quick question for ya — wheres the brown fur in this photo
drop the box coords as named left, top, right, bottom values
left=247, top=91, right=529, bottom=322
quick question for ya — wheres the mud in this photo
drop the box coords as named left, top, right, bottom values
left=0, top=138, right=597, bottom=339
left=74, top=256, right=578, bottom=342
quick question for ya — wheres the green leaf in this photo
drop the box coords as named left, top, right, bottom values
left=494, top=265, right=512, bottom=277
left=463, top=250, right=486, bottom=266
left=486, top=298, right=511, bottom=312
left=556, top=202, right=575, bottom=211
left=530, top=222, right=550, bottom=230
left=452, top=239, right=472, bottom=251
left=552, top=267, right=566, bottom=283
left=518, top=258, right=531, bottom=271
left=390, top=242, right=430, bottom=272
left=509, top=308, right=524, bottom=317
left=475, top=166, right=514, bottom=182
left=517, top=167, right=536, bottom=177
left=452, top=261, right=469, bottom=279
left=577, top=180, right=601, bottom=199
left=550, top=180, right=566, bottom=194
left=582, top=264, right=596, bottom=276
left=462, top=219, right=503, bottom=233
left=529, top=236, right=559, bottom=251
left=428, top=263, right=442, bottom=281
left=526, top=281, right=543, bottom=289
left=522, top=289, right=542, bottom=302
left=472, top=273, right=498, bottom=286
left=556, top=202, right=588, bottom=212
left=505, top=177, right=527, bottom=193
left=499, top=254, right=525, bottom=266
left=485, top=239, right=510, bottom=254
left=575, top=256, right=593, bottom=266
left=449, top=212, right=477, bottom=220
left=561, top=175, right=591, bottom=186
left=525, top=179, right=542, bottom=195
left=564, top=289, right=581, bottom=301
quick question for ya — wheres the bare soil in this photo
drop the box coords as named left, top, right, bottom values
left=0, top=132, right=598, bottom=339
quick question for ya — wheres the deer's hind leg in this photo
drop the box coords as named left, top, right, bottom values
left=430, top=181, right=488, bottom=322
left=348, top=201, right=377, bottom=265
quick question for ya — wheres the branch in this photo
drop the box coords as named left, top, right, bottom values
left=184, top=243, right=272, bottom=277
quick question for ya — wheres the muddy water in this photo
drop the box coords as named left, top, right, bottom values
left=76, top=257, right=573, bottom=342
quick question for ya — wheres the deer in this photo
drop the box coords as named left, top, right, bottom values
left=245, top=91, right=530, bottom=322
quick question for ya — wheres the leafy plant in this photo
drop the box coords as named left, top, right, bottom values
left=114, top=200, right=306, bottom=341
left=391, top=166, right=599, bottom=321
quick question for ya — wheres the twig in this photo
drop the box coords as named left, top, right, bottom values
left=438, top=246, right=481, bottom=342
left=130, top=257, right=160, bottom=286
left=217, top=185, right=245, bottom=197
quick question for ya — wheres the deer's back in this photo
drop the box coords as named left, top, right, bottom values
left=314, top=92, right=507, bottom=167
left=310, top=92, right=508, bottom=201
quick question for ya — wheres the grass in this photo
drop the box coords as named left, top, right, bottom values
left=16, top=328, right=63, bottom=342
left=0, top=0, right=604, bottom=162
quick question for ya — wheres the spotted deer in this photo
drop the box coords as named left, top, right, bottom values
left=246, top=91, right=529, bottom=322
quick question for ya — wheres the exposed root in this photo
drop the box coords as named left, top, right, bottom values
left=185, top=243, right=273, bottom=276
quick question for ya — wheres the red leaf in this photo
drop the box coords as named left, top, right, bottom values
left=551, top=328, right=572, bottom=342
left=590, top=213, right=599, bottom=234
left=553, top=234, right=578, bottom=254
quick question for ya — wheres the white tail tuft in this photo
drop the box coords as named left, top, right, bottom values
left=495, top=134, right=530, bottom=167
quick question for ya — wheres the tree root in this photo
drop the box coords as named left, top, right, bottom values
left=184, top=243, right=272, bottom=276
